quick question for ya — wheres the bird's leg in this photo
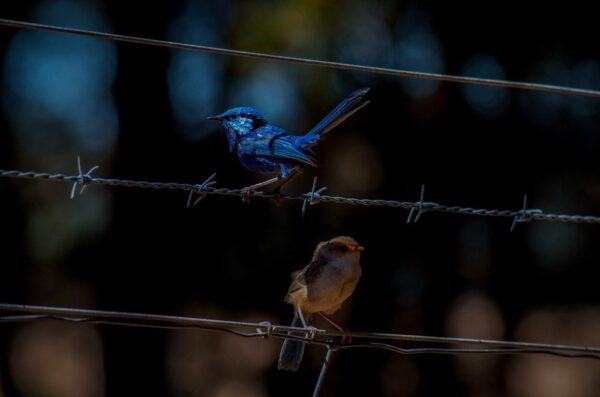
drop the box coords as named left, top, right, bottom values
left=295, top=306, right=317, bottom=341
left=240, top=176, right=284, bottom=203
left=267, top=167, right=303, bottom=205
left=318, top=312, right=352, bottom=344
left=296, top=306, right=309, bottom=328
left=240, top=165, right=301, bottom=203
left=317, top=312, right=343, bottom=331
left=270, top=168, right=303, bottom=194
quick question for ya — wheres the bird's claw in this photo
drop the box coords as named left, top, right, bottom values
left=240, top=188, right=254, bottom=203
left=305, top=325, right=318, bottom=341
left=269, top=192, right=282, bottom=206
left=340, top=328, right=352, bottom=344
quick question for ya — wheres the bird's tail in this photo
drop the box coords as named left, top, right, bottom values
left=277, top=313, right=306, bottom=372
left=298, top=87, right=370, bottom=147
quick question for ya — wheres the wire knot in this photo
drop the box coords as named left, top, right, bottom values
left=302, top=177, right=327, bottom=216
left=187, top=172, right=217, bottom=208
left=257, top=321, right=273, bottom=338
left=70, top=156, right=99, bottom=199
left=511, top=194, right=543, bottom=231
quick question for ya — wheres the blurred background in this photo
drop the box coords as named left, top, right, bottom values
left=1, top=1, right=599, bottom=396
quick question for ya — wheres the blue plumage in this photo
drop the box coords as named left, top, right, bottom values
left=208, top=88, right=370, bottom=192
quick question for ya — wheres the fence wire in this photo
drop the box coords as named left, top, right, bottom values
left=1, top=166, right=600, bottom=228
left=1, top=18, right=600, bottom=99
left=5, top=303, right=597, bottom=396
left=2, top=16, right=600, bottom=397
left=2, top=301, right=599, bottom=397
left=1, top=303, right=599, bottom=360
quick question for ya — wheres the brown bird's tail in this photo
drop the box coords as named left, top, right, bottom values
left=277, top=313, right=306, bottom=371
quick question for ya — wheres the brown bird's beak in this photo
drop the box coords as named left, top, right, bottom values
left=207, top=115, right=222, bottom=121
left=349, top=245, right=364, bottom=252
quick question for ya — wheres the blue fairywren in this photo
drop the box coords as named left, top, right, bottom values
left=208, top=88, right=370, bottom=197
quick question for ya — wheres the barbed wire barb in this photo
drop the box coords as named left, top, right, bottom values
left=186, top=172, right=217, bottom=208
left=70, top=156, right=99, bottom=199
left=407, top=184, right=431, bottom=223
left=302, top=177, right=327, bottom=216
left=511, top=194, right=543, bottom=231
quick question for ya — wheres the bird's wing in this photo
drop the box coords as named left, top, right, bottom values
left=239, top=129, right=318, bottom=167
left=285, top=255, right=327, bottom=303
left=303, top=255, right=328, bottom=285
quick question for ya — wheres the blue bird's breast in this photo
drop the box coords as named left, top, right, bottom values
left=237, top=153, right=282, bottom=174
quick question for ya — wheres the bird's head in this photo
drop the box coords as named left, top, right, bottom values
left=316, top=236, right=364, bottom=260
left=208, top=107, right=267, bottom=136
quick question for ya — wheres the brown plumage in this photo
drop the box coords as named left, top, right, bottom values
left=278, top=236, right=364, bottom=371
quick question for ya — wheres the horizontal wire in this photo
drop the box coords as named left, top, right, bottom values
left=1, top=168, right=600, bottom=226
left=333, top=343, right=600, bottom=360
left=0, top=314, right=322, bottom=344
left=1, top=18, right=599, bottom=98
left=1, top=304, right=599, bottom=360
left=2, top=314, right=597, bottom=360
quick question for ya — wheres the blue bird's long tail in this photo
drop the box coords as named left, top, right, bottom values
left=277, top=314, right=306, bottom=371
left=298, top=87, right=370, bottom=147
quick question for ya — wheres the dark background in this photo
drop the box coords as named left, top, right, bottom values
left=1, top=1, right=599, bottom=396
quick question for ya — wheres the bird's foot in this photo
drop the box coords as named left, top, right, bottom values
left=265, top=186, right=283, bottom=206
left=305, top=325, right=318, bottom=341
left=340, top=328, right=353, bottom=344
left=240, top=187, right=255, bottom=203
left=270, top=193, right=282, bottom=206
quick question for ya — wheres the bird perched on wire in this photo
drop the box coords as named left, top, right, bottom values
left=208, top=88, right=370, bottom=198
left=278, top=236, right=364, bottom=372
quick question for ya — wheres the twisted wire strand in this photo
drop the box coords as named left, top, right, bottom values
left=1, top=304, right=599, bottom=360
left=1, top=18, right=600, bottom=98
left=2, top=168, right=600, bottom=225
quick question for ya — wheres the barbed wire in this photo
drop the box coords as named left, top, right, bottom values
left=1, top=165, right=600, bottom=229
left=2, top=15, right=599, bottom=397
left=1, top=18, right=600, bottom=99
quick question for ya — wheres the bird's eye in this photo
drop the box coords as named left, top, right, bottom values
left=329, top=243, right=348, bottom=253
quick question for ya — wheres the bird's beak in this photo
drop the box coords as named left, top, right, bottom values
left=349, top=245, right=364, bottom=252
left=207, top=115, right=222, bottom=121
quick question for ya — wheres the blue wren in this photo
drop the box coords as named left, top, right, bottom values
left=208, top=88, right=370, bottom=198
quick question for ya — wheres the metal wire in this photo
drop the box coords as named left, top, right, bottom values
left=2, top=16, right=599, bottom=397
left=1, top=18, right=600, bottom=98
left=1, top=304, right=599, bottom=360
left=2, top=168, right=600, bottom=227
left=312, top=349, right=334, bottom=397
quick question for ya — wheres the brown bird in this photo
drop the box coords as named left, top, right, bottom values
left=278, top=236, right=364, bottom=371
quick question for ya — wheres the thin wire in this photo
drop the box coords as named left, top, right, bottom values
left=312, top=349, right=334, bottom=397
left=1, top=18, right=599, bottom=98
left=1, top=304, right=599, bottom=360
left=2, top=168, right=600, bottom=226
left=332, top=343, right=600, bottom=360
left=0, top=314, right=320, bottom=344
